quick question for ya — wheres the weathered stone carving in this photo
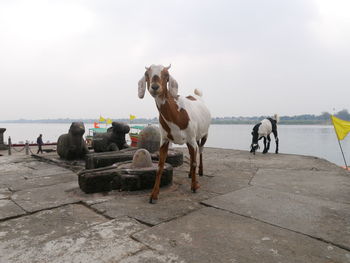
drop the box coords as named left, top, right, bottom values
left=85, top=148, right=183, bottom=169
left=0, top=128, right=7, bottom=150
left=137, top=125, right=161, bottom=153
left=93, top=122, right=130, bottom=152
left=57, top=122, right=89, bottom=160
left=78, top=149, right=173, bottom=193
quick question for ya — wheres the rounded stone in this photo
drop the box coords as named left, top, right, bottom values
left=132, top=149, right=153, bottom=168
left=137, top=125, right=161, bottom=153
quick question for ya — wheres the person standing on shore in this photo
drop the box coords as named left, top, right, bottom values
left=37, top=134, right=44, bottom=154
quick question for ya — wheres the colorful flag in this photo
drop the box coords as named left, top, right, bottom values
left=99, top=116, right=106, bottom=122
left=130, top=115, right=136, bottom=121
left=106, top=118, right=113, bottom=124
left=94, top=122, right=100, bottom=128
left=331, top=115, right=350, bottom=140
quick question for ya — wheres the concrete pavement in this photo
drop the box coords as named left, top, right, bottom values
left=0, top=148, right=349, bottom=262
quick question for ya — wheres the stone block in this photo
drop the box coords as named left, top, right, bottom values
left=85, top=149, right=183, bottom=169
left=78, top=163, right=173, bottom=194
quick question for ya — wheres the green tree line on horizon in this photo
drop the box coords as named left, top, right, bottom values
left=1, top=109, right=349, bottom=125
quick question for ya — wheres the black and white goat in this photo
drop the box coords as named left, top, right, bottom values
left=250, top=115, right=279, bottom=154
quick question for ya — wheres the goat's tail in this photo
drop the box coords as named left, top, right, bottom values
left=274, top=114, right=280, bottom=123
left=194, top=89, right=202, bottom=97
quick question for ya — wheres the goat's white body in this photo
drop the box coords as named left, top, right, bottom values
left=258, top=119, right=272, bottom=137
left=159, top=92, right=211, bottom=146
left=139, top=64, right=211, bottom=202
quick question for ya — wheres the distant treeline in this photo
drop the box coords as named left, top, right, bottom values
left=1, top=109, right=349, bottom=125
left=212, top=109, right=350, bottom=125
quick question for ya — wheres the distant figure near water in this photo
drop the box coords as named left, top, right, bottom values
left=37, top=134, right=43, bottom=154
left=250, top=114, right=279, bottom=154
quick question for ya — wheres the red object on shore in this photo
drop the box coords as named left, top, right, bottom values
left=129, top=134, right=138, bottom=147
left=341, top=166, right=350, bottom=171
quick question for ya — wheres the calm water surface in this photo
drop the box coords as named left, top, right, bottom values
left=1, top=123, right=349, bottom=166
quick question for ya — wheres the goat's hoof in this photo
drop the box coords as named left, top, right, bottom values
left=188, top=173, right=191, bottom=178
left=149, top=197, right=158, bottom=204
left=263, top=151, right=267, bottom=154
left=199, top=171, right=203, bottom=176
left=191, top=185, right=200, bottom=193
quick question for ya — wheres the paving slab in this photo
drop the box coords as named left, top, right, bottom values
left=7, top=172, right=77, bottom=191
left=0, top=155, right=32, bottom=165
left=0, top=199, right=26, bottom=220
left=119, top=249, right=186, bottom=263
left=199, top=148, right=343, bottom=172
left=11, top=181, right=80, bottom=212
left=0, top=162, right=33, bottom=175
left=203, top=186, right=350, bottom=250
left=22, top=161, right=74, bottom=177
left=133, top=207, right=350, bottom=263
left=0, top=204, right=108, bottom=242
left=1, top=217, right=147, bottom=263
left=252, top=168, right=350, bottom=204
left=91, top=179, right=216, bottom=226
left=201, top=169, right=254, bottom=194
left=0, top=173, right=24, bottom=189
left=0, top=204, right=129, bottom=263
left=0, top=188, right=11, bottom=199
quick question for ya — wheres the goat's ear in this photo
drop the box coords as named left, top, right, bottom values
left=168, top=75, right=178, bottom=97
left=138, top=76, right=146, bottom=99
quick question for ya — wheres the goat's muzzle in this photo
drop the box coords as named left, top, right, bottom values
left=151, top=84, right=160, bottom=91
left=250, top=143, right=259, bottom=154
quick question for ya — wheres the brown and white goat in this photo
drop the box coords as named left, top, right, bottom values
left=138, top=64, right=211, bottom=203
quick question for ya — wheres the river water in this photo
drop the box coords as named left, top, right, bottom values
left=1, top=123, right=349, bottom=166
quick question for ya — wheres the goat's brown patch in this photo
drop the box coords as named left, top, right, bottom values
left=159, top=114, right=174, bottom=140
left=159, top=96, right=190, bottom=130
left=186, top=96, right=196, bottom=101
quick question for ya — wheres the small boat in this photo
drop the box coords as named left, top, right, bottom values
left=85, top=127, right=108, bottom=148
left=129, top=125, right=144, bottom=146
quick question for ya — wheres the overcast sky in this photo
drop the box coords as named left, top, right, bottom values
left=0, top=0, right=349, bottom=120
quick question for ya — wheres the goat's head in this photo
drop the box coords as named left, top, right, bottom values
left=138, top=64, right=178, bottom=99
left=250, top=131, right=260, bottom=154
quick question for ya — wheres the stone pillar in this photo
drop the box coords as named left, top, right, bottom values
left=25, top=140, right=29, bottom=155
left=0, top=128, right=7, bottom=150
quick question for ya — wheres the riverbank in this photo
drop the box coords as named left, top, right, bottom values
left=1, top=148, right=349, bottom=262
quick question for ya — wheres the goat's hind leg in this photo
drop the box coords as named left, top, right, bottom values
left=198, top=135, right=207, bottom=176
left=187, top=142, right=199, bottom=192
left=273, top=130, right=279, bottom=154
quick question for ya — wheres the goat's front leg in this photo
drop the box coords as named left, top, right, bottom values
left=187, top=142, right=199, bottom=192
left=150, top=141, right=169, bottom=204
left=273, top=130, right=279, bottom=154
left=262, top=137, right=268, bottom=154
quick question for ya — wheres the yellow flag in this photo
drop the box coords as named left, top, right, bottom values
left=130, top=115, right=136, bottom=121
left=99, top=116, right=106, bottom=122
left=331, top=115, right=350, bottom=140
left=106, top=118, right=112, bottom=124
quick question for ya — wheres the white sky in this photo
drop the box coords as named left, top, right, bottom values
left=0, top=0, right=349, bottom=120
